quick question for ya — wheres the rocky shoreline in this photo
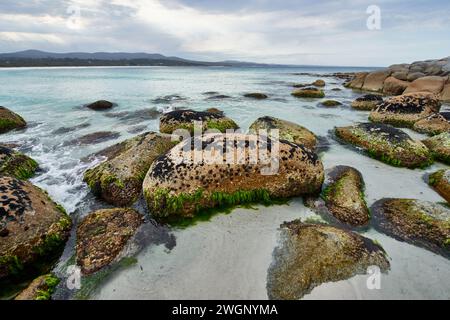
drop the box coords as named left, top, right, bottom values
left=1, top=58, right=450, bottom=300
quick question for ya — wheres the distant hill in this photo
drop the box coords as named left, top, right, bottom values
left=0, top=50, right=278, bottom=68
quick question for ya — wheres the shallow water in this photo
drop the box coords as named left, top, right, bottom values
left=0, top=66, right=449, bottom=299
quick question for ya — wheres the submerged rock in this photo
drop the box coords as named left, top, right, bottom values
left=84, top=132, right=176, bottom=206
left=428, top=169, right=450, bottom=203
left=243, top=93, right=268, bottom=99
left=369, top=93, right=441, bottom=128
left=319, top=100, right=342, bottom=107
left=14, top=274, right=59, bottom=300
left=0, top=176, right=72, bottom=280
left=249, top=116, right=317, bottom=150
left=422, top=132, right=450, bottom=164
left=86, top=100, right=114, bottom=111
left=205, top=94, right=232, bottom=100
left=371, top=198, right=450, bottom=258
left=321, top=166, right=370, bottom=227
left=413, top=113, right=450, bottom=135
left=76, top=208, right=143, bottom=274
left=351, top=94, right=383, bottom=111
left=52, top=122, right=90, bottom=135
left=291, top=87, right=325, bottom=99
left=159, top=109, right=238, bottom=134
left=335, top=123, right=432, bottom=168
left=65, top=131, right=120, bottom=146
left=0, top=146, right=38, bottom=179
left=0, top=107, right=26, bottom=134
left=267, top=221, right=389, bottom=300
left=143, top=133, right=324, bottom=218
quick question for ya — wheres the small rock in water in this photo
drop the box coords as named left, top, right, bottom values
left=351, top=94, right=383, bottom=111
left=86, top=100, right=114, bottom=111
left=319, top=100, right=342, bottom=107
left=291, top=87, right=325, bottom=99
left=65, top=131, right=120, bottom=146
left=52, top=122, right=90, bottom=135
left=243, top=93, right=268, bottom=99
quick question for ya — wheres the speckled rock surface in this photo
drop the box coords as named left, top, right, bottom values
left=291, top=87, right=325, bottom=99
left=84, top=132, right=176, bottom=206
left=371, top=198, right=450, bottom=258
left=351, top=94, right=383, bottom=111
left=249, top=116, right=317, bottom=150
left=413, top=112, right=450, bottom=135
left=267, top=221, right=390, bottom=300
left=422, top=132, right=450, bottom=164
left=321, top=166, right=370, bottom=227
left=159, top=109, right=238, bottom=134
left=76, top=208, right=143, bottom=275
left=369, top=93, right=441, bottom=128
left=0, top=107, right=26, bottom=134
left=0, top=176, right=71, bottom=279
left=0, top=146, right=38, bottom=179
left=428, top=169, right=450, bottom=203
left=335, top=123, right=432, bottom=168
left=143, top=133, right=324, bottom=218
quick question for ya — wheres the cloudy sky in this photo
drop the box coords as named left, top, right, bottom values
left=0, top=0, right=449, bottom=66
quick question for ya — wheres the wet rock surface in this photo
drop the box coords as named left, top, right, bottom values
left=351, top=94, right=383, bottom=111
left=291, top=87, right=325, bottom=99
left=422, top=132, right=450, bottom=164
left=0, top=107, right=26, bottom=134
left=65, top=131, right=120, bottom=146
left=413, top=113, right=450, bottom=135
left=0, top=146, right=38, bottom=179
left=428, top=169, right=450, bottom=203
left=86, top=100, right=114, bottom=111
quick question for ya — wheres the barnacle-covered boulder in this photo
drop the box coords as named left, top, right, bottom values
left=413, top=112, right=450, bottom=135
left=422, top=132, right=450, bottom=164
left=0, top=146, right=38, bottom=179
left=351, top=94, right=383, bottom=111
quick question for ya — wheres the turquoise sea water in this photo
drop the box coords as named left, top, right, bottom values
left=0, top=66, right=449, bottom=299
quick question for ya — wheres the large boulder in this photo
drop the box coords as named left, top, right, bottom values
left=0, top=176, right=72, bottom=279
left=291, top=87, right=325, bottom=98
left=159, top=109, right=238, bottom=134
left=335, top=123, right=432, bottom=168
left=382, top=76, right=409, bottom=95
left=371, top=199, right=450, bottom=258
left=428, top=169, right=450, bottom=203
left=86, top=100, right=114, bottom=111
left=321, top=166, right=370, bottom=227
left=84, top=132, right=176, bottom=206
left=351, top=94, right=383, bottom=111
left=14, top=274, right=59, bottom=300
left=413, top=113, right=450, bottom=136
left=422, top=132, right=450, bottom=164
left=267, top=221, right=389, bottom=300
left=143, top=133, right=324, bottom=218
left=344, top=72, right=368, bottom=89
left=249, top=116, right=317, bottom=150
left=404, top=76, right=447, bottom=95
left=441, top=83, right=450, bottom=102
left=369, top=93, right=441, bottom=128
left=361, top=70, right=391, bottom=92
left=0, top=107, right=26, bottom=134
left=76, top=208, right=143, bottom=275
left=391, top=71, right=408, bottom=81
left=0, top=146, right=38, bottom=179
left=407, top=72, right=426, bottom=82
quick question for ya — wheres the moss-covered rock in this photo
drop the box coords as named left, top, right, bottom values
left=159, top=109, right=239, bottom=134
left=291, top=87, right=325, bottom=99
left=0, top=107, right=26, bottom=134
left=428, top=169, right=450, bottom=203
left=76, top=208, right=143, bottom=275
left=0, top=176, right=72, bottom=280
left=413, top=113, right=450, bottom=136
left=320, top=100, right=342, bottom=107
left=371, top=198, right=450, bottom=258
left=335, top=123, right=432, bottom=168
left=321, top=166, right=369, bottom=227
left=369, top=93, right=441, bottom=128
left=14, top=274, right=59, bottom=300
left=0, top=146, right=38, bottom=180
left=267, top=221, right=389, bottom=300
left=422, top=132, right=450, bottom=164
left=143, top=133, right=324, bottom=218
left=83, top=132, right=176, bottom=206
left=351, top=94, right=383, bottom=111
left=243, top=93, right=268, bottom=99
left=249, top=116, right=317, bottom=150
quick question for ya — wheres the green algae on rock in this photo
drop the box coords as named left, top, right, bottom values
left=0, top=146, right=38, bottom=179
left=266, top=221, right=390, bottom=300
left=159, top=109, right=238, bottom=134
left=371, top=198, right=450, bottom=258
left=14, top=273, right=59, bottom=300
left=321, top=166, right=370, bottom=227
left=0, top=176, right=72, bottom=280
left=319, top=100, right=342, bottom=107
left=291, top=87, right=325, bottom=99
left=351, top=94, right=383, bottom=111
left=0, top=106, right=26, bottom=134
left=143, top=133, right=324, bottom=218
left=428, top=169, right=450, bottom=203
left=335, top=123, right=432, bottom=168
left=369, top=93, right=441, bottom=128
left=76, top=208, right=143, bottom=275
left=249, top=116, right=317, bottom=150
left=422, top=132, right=450, bottom=164
left=413, top=112, right=450, bottom=136
left=83, top=132, right=176, bottom=206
